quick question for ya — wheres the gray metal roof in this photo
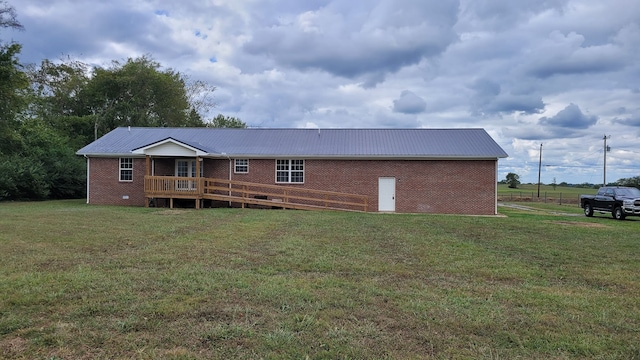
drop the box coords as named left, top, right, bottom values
left=77, top=127, right=509, bottom=159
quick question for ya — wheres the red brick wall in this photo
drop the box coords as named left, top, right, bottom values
left=88, top=157, right=147, bottom=206
left=230, top=159, right=497, bottom=215
left=88, top=157, right=497, bottom=214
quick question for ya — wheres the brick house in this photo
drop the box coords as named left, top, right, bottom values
left=76, top=127, right=508, bottom=214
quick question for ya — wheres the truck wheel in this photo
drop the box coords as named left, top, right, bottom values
left=613, top=206, right=626, bottom=220
left=583, top=203, right=593, bottom=217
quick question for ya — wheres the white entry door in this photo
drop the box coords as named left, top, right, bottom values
left=378, top=177, right=396, bottom=212
left=175, top=159, right=202, bottom=190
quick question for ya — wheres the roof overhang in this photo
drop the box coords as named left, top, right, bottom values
left=78, top=153, right=505, bottom=160
left=214, top=154, right=506, bottom=160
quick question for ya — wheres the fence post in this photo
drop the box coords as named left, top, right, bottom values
left=559, top=193, right=562, bottom=205
left=544, top=192, right=547, bottom=203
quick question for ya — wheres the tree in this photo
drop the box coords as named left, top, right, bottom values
left=1, top=1, right=26, bottom=141
left=616, top=176, right=640, bottom=189
left=505, top=172, right=520, bottom=189
left=0, top=43, right=28, bottom=152
left=0, top=1, right=23, bottom=32
left=208, top=114, right=247, bottom=128
left=26, top=58, right=95, bottom=148
left=184, top=76, right=216, bottom=119
left=83, top=56, right=207, bottom=138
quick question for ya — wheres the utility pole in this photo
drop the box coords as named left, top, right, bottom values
left=537, top=143, right=542, bottom=198
left=603, top=135, right=611, bottom=187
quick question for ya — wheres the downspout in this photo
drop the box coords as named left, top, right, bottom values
left=84, top=155, right=90, bottom=204
left=494, top=159, right=498, bottom=215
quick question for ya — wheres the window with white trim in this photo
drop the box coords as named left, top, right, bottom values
left=276, top=159, right=304, bottom=183
left=119, top=158, right=133, bottom=182
left=235, top=159, right=249, bottom=173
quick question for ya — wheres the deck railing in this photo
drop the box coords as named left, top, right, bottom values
left=204, top=178, right=369, bottom=212
left=144, top=176, right=368, bottom=212
left=144, top=176, right=203, bottom=197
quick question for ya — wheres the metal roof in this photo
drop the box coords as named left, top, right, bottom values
left=76, top=127, right=509, bottom=159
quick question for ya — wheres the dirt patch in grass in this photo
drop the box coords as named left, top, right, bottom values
left=0, top=337, right=28, bottom=357
left=548, top=220, right=608, bottom=228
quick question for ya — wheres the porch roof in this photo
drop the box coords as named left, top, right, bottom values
left=77, top=127, right=509, bottom=159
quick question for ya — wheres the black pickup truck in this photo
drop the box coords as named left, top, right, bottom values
left=580, top=186, right=640, bottom=220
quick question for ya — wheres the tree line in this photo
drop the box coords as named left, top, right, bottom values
left=0, top=2, right=244, bottom=201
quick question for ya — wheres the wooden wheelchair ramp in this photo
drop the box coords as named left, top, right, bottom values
left=144, top=176, right=368, bottom=212
left=202, top=178, right=368, bottom=212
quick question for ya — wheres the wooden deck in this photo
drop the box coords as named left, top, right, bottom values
left=144, top=176, right=368, bottom=212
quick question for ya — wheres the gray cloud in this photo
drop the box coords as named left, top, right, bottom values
left=539, top=103, right=597, bottom=129
left=242, top=0, right=459, bottom=79
left=470, top=79, right=544, bottom=115
left=523, top=31, right=627, bottom=78
left=502, top=125, right=584, bottom=140
left=485, top=95, right=545, bottom=114
left=612, top=116, right=640, bottom=127
left=393, top=90, right=426, bottom=114
left=459, top=0, right=568, bottom=31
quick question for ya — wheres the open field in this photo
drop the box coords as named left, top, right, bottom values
left=497, top=184, right=596, bottom=204
left=1, top=200, right=638, bottom=359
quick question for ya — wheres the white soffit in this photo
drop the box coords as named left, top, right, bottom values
left=131, top=139, right=208, bottom=157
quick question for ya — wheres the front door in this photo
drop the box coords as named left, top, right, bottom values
left=175, top=159, right=202, bottom=190
left=378, top=177, right=396, bottom=212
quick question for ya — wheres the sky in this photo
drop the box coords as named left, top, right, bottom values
left=4, top=0, right=640, bottom=185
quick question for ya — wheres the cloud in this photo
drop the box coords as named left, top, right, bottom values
left=14, top=1, right=180, bottom=64
left=539, top=103, right=597, bottom=128
left=469, top=78, right=544, bottom=115
left=502, top=125, right=584, bottom=140
left=523, top=31, right=626, bottom=78
left=459, top=0, right=568, bottom=31
left=484, top=94, right=545, bottom=114
left=612, top=116, right=640, bottom=127
left=393, top=90, right=426, bottom=114
left=242, top=0, right=459, bottom=80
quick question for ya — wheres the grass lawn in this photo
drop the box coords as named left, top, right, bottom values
left=497, top=184, right=596, bottom=204
left=1, top=200, right=638, bottom=359
left=497, top=183, right=593, bottom=195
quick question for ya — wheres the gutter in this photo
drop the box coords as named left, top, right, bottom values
left=76, top=152, right=508, bottom=161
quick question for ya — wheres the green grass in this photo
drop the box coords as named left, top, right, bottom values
left=1, top=200, right=639, bottom=359
left=497, top=183, right=593, bottom=196
left=498, top=184, right=594, bottom=204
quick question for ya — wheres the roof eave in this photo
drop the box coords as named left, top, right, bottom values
left=78, top=152, right=507, bottom=160
left=209, top=154, right=508, bottom=160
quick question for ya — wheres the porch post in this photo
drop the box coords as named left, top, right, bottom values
left=145, top=155, right=151, bottom=176
left=195, top=156, right=201, bottom=209
left=145, top=155, right=151, bottom=207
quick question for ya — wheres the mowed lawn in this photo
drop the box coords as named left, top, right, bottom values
left=0, top=201, right=638, bottom=359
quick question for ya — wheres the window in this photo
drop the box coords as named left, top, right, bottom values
left=119, top=158, right=133, bottom=182
left=235, top=159, right=249, bottom=174
left=276, top=159, right=304, bottom=183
